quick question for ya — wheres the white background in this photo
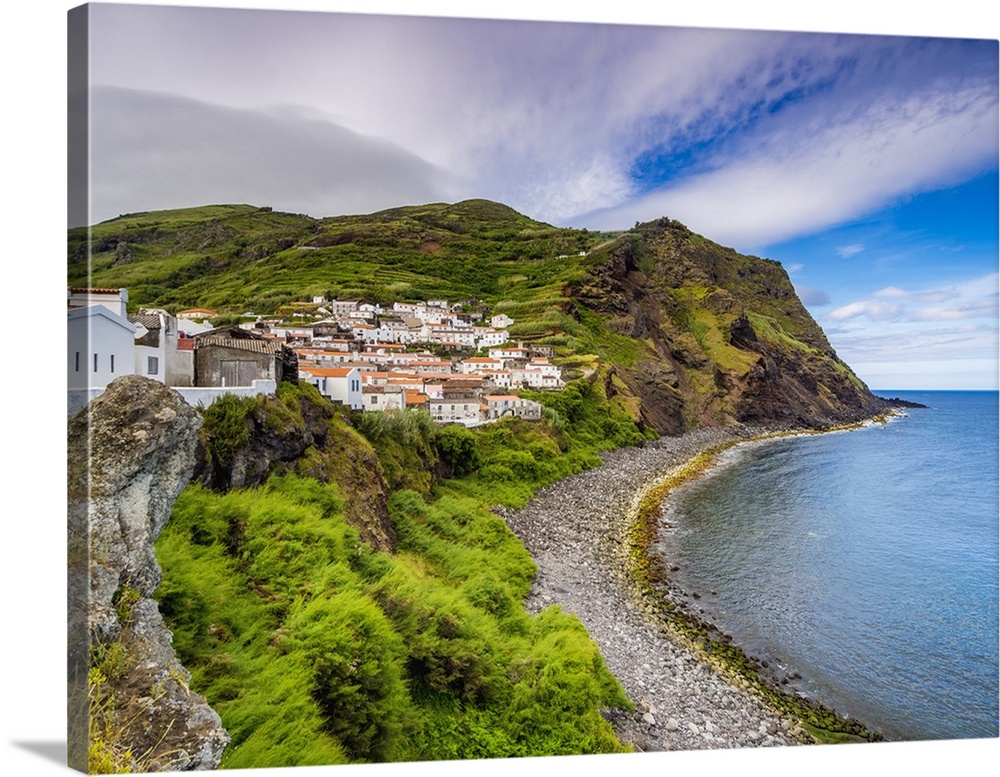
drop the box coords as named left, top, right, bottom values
left=2, top=2, right=997, bottom=776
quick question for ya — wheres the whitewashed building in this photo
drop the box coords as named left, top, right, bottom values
left=361, top=385, right=406, bottom=412
left=67, top=290, right=138, bottom=413
left=300, top=365, right=363, bottom=410
left=429, top=397, right=482, bottom=425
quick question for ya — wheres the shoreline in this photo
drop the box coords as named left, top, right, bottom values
left=496, top=420, right=887, bottom=752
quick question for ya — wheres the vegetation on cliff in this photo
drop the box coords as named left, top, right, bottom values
left=154, top=380, right=638, bottom=767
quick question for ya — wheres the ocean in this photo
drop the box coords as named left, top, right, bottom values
left=653, top=391, right=999, bottom=741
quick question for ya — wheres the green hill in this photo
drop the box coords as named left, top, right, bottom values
left=68, top=199, right=884, bottom=431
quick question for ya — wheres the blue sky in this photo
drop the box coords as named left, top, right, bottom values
left=72, top=1, right=1000, bottom=390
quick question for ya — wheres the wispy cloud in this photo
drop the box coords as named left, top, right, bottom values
left=577, top=79, right=998, bottom=246
left=874, top=285, right=960, bottom=303
left=837, top=244, right=865, bottom=258
left=828, top=274, right=997, bottom=324
left=85, top=8, right=999, bottom=240
left=829, top=300, right=904, bottom=322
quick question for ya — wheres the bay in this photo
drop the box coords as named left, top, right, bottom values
left=654, top=391, right=999, bottom=741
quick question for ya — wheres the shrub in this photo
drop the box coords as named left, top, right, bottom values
left=433, top=425, right=479, bottom=477
left=283, top=592, right=412, bottom=761
left=200, top=394, right=256, bottom=468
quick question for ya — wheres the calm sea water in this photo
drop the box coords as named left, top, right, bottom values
left=654, top=391, right=999, bottom=741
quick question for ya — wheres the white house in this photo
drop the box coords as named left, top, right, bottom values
left=328, top=299, right=360, bottom=317
left=473, top=327, right=509, bottom=349
left=490, top=313, right=514, bottom=329
left=488, top=345, right=533, bottom=362
left=429, top=397, right=482, bottom=425
left=458, top=357, right=503, bottom=375
left=361, top=385, right=406, bottom=412
left=68, top=303, right=137, bottom=414
left=300, top=365, right=363, bottom=410
left=511, top=367, right=563, bottom=390
left=483, top=395, right=543, bottom=421
left=68, top=304, right=137, bottom=391
left=129, top=309, right=193, bottom=387
left=68, top=286, right=128, bottom=317
left=176, top=307, right=218, bottom=322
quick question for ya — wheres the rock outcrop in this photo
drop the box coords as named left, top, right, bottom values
left=571, top=219, right=886, bottom=433
left=68, top=376, right=229, bottom=772
left=192, top=384, right=397, bottom=553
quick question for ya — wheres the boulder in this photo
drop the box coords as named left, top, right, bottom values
left=68, top=376, right=229, bottom=771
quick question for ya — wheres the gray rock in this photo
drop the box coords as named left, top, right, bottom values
left=68, top=376, right=229, bottom=771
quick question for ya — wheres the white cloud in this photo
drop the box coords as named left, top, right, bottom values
left=829, top=300, right=904, bottom=321
left=830, top=274, right=997, bottom=323
left=819, top=273, right=999, bottom=389
left=874, top=286, right=910, bottom=298
left=915, top=298, right=999, bottom=321
left=837, top=243, right=865, bottom=258
left=875, top=285, right=960, bottom=303
left=577, top=80, right=998, bottom=245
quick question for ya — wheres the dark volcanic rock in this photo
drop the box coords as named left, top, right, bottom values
left=573, top=221, right=885, bottom=433
left=878, top=396, right=929, bottom=409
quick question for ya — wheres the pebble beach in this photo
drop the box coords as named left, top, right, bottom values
left=495, top=426, right=812, bottom=752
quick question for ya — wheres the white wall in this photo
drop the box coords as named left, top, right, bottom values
left=172, top=380, right=277, bottom=408
left=67, top=306, right=136, bottom=391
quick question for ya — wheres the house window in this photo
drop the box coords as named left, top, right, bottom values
left=75, top=352, right=80, bottom=372
left=147, top=356, right=159, bottom=375
left=93, top=353, right=98, bottom=372
left=371, top=395, right=378, bottom=404
left=110, top=354, right=115, bottom=373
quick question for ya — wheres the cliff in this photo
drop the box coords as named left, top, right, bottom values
left=571, top=218, right=885, bottom=434
left=68, top=376, right=229, bottom=772
left=191, top=382, right=397, bottom=553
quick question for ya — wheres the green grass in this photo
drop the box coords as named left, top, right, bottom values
left=69, top=201, right=618, bottom=314
left=154, top=474, right=630, bottom=767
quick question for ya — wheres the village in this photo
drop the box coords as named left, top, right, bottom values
left=67, top=287, right=564, bottom=424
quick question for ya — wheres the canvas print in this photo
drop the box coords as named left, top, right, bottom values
left=66, top=2, right=999, bottom=774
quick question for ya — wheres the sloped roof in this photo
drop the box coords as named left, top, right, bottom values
left=195, top=337, right=282, bottom=355
left=128, top=313, right=161, bottom=330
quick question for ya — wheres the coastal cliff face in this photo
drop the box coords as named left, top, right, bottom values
left=571, top=218, right=884, bottom=434
left=68, top=376, right=229, bottom=772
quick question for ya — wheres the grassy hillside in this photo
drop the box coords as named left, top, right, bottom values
left=68, top=201, right=616, bottom=316
left=149, top=378, right=642, bottom=768
left=76, top=201, right=890, bottom=768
